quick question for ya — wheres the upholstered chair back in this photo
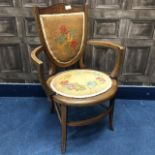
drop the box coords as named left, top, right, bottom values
left=34, top=4, right=87, bottom=67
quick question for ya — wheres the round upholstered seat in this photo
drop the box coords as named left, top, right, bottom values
left=49, top=69, right=113, bottom=98
left=46, top=70, right=117, bottom=106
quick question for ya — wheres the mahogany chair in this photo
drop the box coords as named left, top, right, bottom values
left=31, top=2, right=124, bottom=154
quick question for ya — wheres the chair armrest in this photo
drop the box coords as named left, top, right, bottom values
left=87, top=40, right=124, bottom=79
left=31, top=46, right=44, bottom=65
left=31, top=46, right=50, bottom=93
left=31, top=46, right=56, bottom=95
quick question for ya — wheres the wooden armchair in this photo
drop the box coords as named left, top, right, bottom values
left=31, top=3, right=124, bottom=154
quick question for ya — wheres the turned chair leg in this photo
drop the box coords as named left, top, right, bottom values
left=61, top=105, right=67, bottom=154
left=109, top=97, right=115, bottom=131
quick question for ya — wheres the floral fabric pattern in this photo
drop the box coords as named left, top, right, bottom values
left=50, top=70, right=112, bottom=98
left=40, top=13, right=84, bottom=62
left=55, top=25, right=78, bottom=52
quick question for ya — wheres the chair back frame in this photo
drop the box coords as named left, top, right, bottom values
left=33, top=3, right=88, bottom=67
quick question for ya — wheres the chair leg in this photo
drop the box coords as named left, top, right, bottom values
left=109, top=97, right=115, bottom=131
left=61, top=105, right=67, bottom=154
left=49, top=96, right=55, bottom=113
left=51, top=102, right=55, bottom=113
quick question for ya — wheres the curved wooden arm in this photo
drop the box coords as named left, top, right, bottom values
left=31, top=46, right=44, bottom=83
left=31, top=46, right=50, bottom=94
left=31, top=46, right=56, bottom=95
left=31, top=46, right=44, bottom=65
left=31, top=46, right=46, bottom=86
left=87, top=40, right=124, bottom=79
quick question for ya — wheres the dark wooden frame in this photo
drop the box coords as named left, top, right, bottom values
left=31, top=3, right=124, bottom=154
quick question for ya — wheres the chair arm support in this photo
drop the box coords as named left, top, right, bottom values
left=31, top=46, right=56, bottom=95
left=31, top=46, right=44, bottom=65
left=31, top=46, right=45, bottom=84
left=31, top=46, right=50, bottom=93
left=87, top=40, right=124, bottom=79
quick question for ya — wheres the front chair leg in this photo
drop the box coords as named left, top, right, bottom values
left=109, top=97, right=115, bottom=131
left=61, top=105, right=67, bottom=154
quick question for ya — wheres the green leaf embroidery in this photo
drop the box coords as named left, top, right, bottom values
left=58, top=34, right=67, bottom=44
left=69, top=29, right=76, bottom=38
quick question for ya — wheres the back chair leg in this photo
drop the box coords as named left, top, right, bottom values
left=109, top=97, right=115, bottom=131
left=61, top=105, right=67, bottom=154
left=51, top=102, right=55, bottom=113
left=49, top=96, right=55, bottom=113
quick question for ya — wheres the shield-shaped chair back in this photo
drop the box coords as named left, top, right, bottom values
left=34, top=4, right=87, bottom=67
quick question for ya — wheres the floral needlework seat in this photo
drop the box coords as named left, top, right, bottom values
left=51, top=69, right=112, bottom=98
left=31, top=3, right=124, bottom=154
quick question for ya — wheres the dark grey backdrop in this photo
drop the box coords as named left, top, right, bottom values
left=0, top=0, right=155, bottom=85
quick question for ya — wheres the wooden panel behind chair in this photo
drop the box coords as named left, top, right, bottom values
left=31, top=2, right=124, bottom=154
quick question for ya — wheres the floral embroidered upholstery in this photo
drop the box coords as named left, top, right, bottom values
left=40, top=12, right=85, bottom=63
left=50, top=69, right=112, bottom=98
left=56, top=25, right=78, bottom=53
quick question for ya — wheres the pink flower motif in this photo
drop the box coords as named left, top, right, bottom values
left=70, top=40, right=77, bottom=49
left=59, top=25, right=69, bottom=34
left=96, top=77, right=105, bottom=83
left=60, top=80, right=68, bottom=85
